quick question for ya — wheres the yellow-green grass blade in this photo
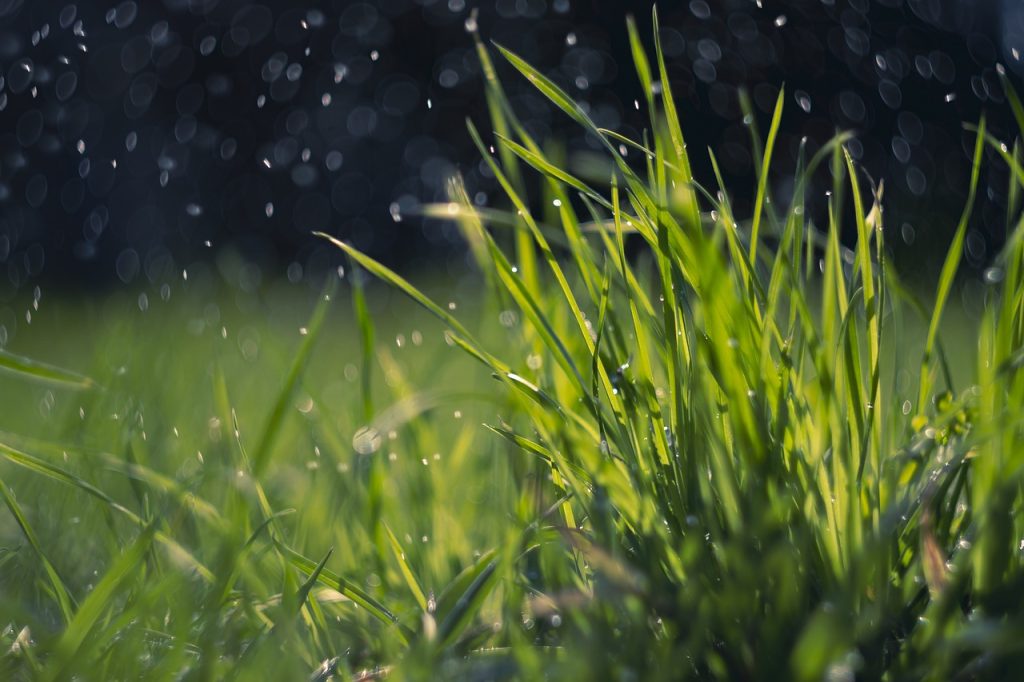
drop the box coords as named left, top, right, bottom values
left=748, top=86, right=785, bottom=265
left=0, top=348, right=96, bottom=390
left=917, top=116, right=986, bottom=410
left=384, top=524, right=428, bottom=613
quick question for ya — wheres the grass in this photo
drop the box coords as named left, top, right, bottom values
left=3, top=11, right=1024, bottom=680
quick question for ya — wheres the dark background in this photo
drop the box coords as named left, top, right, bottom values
left=0, top=0, right=1021, bottom=295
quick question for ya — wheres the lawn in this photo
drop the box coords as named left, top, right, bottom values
left=2, top=13, right=1024, bottom=681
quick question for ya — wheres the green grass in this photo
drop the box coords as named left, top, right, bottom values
left=3, top=12, right=1024, bottom=680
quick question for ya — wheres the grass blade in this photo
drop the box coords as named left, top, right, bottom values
left=0, top=349, right=95, bottom=390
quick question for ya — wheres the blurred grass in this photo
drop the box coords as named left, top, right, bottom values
left=0, top=274, right=536, bottom=679
left=3, top=10, right=1024, bottom=681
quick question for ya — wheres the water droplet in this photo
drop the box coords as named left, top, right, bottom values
left=892, top=136, right=911, bottom=163
left=983, top=267, right=1004, bottom=284
left=265, top=202, right=274, bottom=217
left=115, top=249, right=140, bottom=283
left=113, top=1, right=138, bottom=30
left=774, top=15, right=787, bottom=27
left=906, top=166, right=927, bottom=195
left=59, top=5, right=77, bottom=29
left=55, top=72, right=78, bottom=101
left=878, top=80, right=902, bottom=108
left=689, top=0, right=711, bottom=19
left=565, top=31, right=577, bottom=46
left=794, top=90, right=811, bottom=113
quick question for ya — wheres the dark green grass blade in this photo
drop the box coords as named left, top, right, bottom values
left=42, top=525, right=156, bottom=682
left=0, top=440, right=213, bottom=582
left=435, top=549, right=500, bottom=647
left=251, top=275, right=338, bottom=476
left=351, top=265, right=376, bottom=423
left=0, top=479, right=77, bottom=625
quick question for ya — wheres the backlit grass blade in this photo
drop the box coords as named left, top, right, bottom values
left=0, top=349, right=96, bottom=390
left=494, top=133, right=609, bottom=209
left=316, top=231, right=508, bottom=374
left=625, top=15, right=653, bottom=110
left=917, top=116, right=986, bottom=410
left=748, top=86, right=785, bottom=264
left=494, top=44, right=591, bottom=132
left=651, top=5, right=701, bottom=229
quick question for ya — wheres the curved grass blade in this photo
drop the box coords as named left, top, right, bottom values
left=275, top=540, right=412, bottom=643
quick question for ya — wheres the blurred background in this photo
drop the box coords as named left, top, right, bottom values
left=0, top=0, right=1020, bottom=300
